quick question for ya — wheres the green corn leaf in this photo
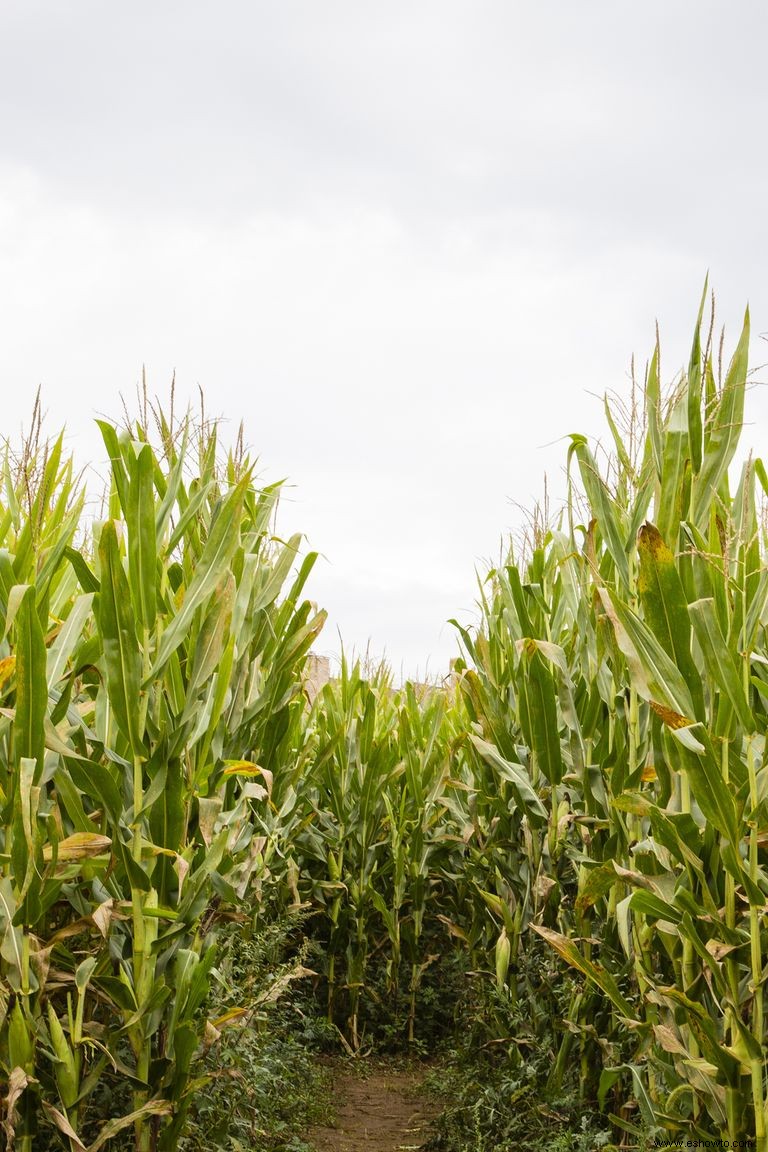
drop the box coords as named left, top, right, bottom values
left=469, top=735, right=547, bottom=826
left=533, top=924, right=637, bottom=1019
left=604, top=397, right=634, bottom=477
left=656, top=390, right=690, bottom=549
left=626, top=459, right=655, bottom=546
left=35, top=514, right=81, bottom=607
left=691, top=306, right=749, bottom=526
left=126, top=442, right=157, bottom=632
left=688, top=598, right=753, bottom=732
left=0, top=877, right=24, bottom=991
left=96, top=420, right=130, bottom=520
left=185, top=572, right=235, bottom=702
left=516, top=639, right=563, bottom=785
left=7, top=584, right=47, bottom=778
left=645, top=340, right=663, bottom=480
left=678, top=911, right=727, bottom=999
left=251, top=534, right=303, bottom=614
left=87, top=1099, right=174, bottom=1152
left=231, top=552, right=260, bottom=646
left=154, top=420, right=189, bottom=540
left=97, top=520, right=143, bottom=755
left=679, top=521, right=715, bottom=604
left=0, top=550, right=15, bottom=618
left=52, top=765, right=93, bottom=833
left=149, top=474, right=250, bottom=680
left=637, top=523, right=703, bottom=719
left=64, top=755, right=124, bottom=827
left=663, top=726, right=740, bottom=846
left=164, top=479, right=214, bottom=556
left=602, top=1063, right=658, bottom=1131
left=575, top=861, right=621, bottom=913
left=112, top=831, right=152, bottom=892
left=15, top=756, right=41, bottom=906
left=149, top=759, right=184, bottom=901
left=687, top=277, right=708, bottom=475
left=624, top=888, right=682, bottom=926
left=47, top=592, right=94, bottom=689
left=646, top=805, right=705, bottom=877
left=568, top=437, right=630, bottom=589
left=599, top=587, right=695, bottom=721
left=65, top=546, right=100, bottom=593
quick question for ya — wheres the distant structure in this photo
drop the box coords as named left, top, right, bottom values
left=304, top=653, right=331, bottom=704
left=303, top=652, right=460, bottom=704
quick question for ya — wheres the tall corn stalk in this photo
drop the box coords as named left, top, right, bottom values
left=0, top=399, right=324, bottom=1149
left=459, top=291, right=768, bottom=1144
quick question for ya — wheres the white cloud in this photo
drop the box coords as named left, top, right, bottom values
left=1, top=3, right=767, bottom=676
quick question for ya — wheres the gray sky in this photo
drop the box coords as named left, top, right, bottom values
left=1, top=2, right=767, bottom=678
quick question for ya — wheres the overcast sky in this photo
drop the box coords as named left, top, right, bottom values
left=1, top=2, right=767, bottom=678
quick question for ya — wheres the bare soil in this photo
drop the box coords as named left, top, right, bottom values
left=307, top=1060, right=439, bottom=1152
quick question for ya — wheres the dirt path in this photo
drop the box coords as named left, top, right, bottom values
left=307, top=1061, right=439, bottom=1152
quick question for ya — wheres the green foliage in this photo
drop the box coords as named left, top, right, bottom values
left=0, top=399, right=322, bottom=1149
left=2, top=286, right=767, bottom=1152
left=448, top=291, right=768, bottom=1147
left=423, top=948, right=618, bottom=1152
left=180, top=916, right=332, bottom=1152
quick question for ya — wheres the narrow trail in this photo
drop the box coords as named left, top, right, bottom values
left=308, top=1060, right=439, bottom=1152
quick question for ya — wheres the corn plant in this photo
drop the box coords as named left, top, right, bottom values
left=295, top=658, right=403, bottom=1048
left=457, top=290, right=768, bottom=1144
left=270, top=658, right=462, bottom=1049
left=0, top=401, right=324, bottom=1149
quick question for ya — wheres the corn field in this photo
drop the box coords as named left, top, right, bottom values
left=1, top=289, right=767, bottom=1149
